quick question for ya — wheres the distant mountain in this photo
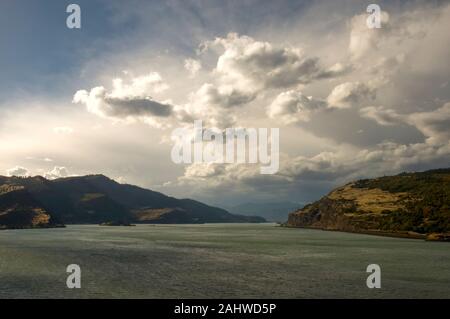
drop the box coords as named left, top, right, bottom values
left=225, top=201, right=302, bottom=222
left=0, top=175, right=265, bottom=229
left=286, top=168, right=450, bottom=241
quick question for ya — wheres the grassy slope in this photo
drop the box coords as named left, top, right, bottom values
left=288, top=168, right=450, bottom=240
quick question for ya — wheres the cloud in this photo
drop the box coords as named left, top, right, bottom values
left=359, top=106, right=402, bottom=126
left=208, top=33, right=345, bottom=91
left=184, top=58, right=202, bottom=78
left=5, top=166, right=72, bottom=180
left=73, top=73, right=173, bottom=128
left=316, top=63, right=352, bottom=79
left=104, top=96, right=173, bottom=117
left=269, top=81, right=380, bottom=127
left=348, top=6, right=437, bottom=61
left=407, top=102, right=450, bottom=145
left=268, top=90, right=327, bottom=124
left=72, top=33, right=352, bottom=132
left=176, top=133, right=450, bottom=202
left=176, top=33, right=350, bottom=129
left=175, top=83, right=256, bottom=128
left=366, top=54, right=406, bottom=87
left=57, top=2, right=450, bottom=204
left=110, top=72, right=169, bottom=97
left=44, top=166, right=70, bottom=180
left=327, top=82, right=375, bottom=109
left=361, top=102, right=450, bottom=145
left=349, top=10, right=391, bottom=60
left=114, top=176, right=126, bottom=184
left=190, top=83, right=256, bottom=109
left=6, top=166, right=29, bottom=177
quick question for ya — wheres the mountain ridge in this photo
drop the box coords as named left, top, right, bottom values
left=0, top=174, right=265, bottom=229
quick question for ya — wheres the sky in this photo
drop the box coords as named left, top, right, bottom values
left=1, top=0, right=450, bottom=207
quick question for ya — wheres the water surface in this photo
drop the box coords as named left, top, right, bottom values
left=0, top=224, right=449, bottom=298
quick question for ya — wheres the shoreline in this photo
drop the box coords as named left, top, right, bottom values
left=281, top=224, right=450, bottom=242
left=0, top=224, right=65, bottom=231
left=2, top=223, right=449, bottom=242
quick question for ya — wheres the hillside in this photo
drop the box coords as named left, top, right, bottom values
left=0, top=185, right=62, bottom=229
left=0, top=175, right=264, bottom=228
left=286, top=168, right=450, bottom=241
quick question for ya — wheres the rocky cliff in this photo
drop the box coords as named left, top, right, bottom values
left=287, top=168, right=450, bottom=241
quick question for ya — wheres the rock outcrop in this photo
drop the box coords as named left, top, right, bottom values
left=287, top=168, right=450, bottom=241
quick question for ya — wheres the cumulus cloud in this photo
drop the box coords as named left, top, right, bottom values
left=103, top=96, right=173, bottom=117
left=268, top=90, right=327, bottom=124
left=348, top=6, right=436, bottom=61
left=4, top=166, right=73, bottom=180
left=269, top=81, right=381, bottom=127
left=175, top=33, right=350, bottom=129
left=359, top=106, right=402, bottom=126
left=184, top=58, right=202, bottom=78
left=73, top=73, right=173, bottom=128
left=176, top=134, right=450, bottom=200
left=64, top=2, right=449, bottom=204
left=178, top=162, right=279, bottom=191
left=114, top=176, right=126, bottom=184
left=6, top=166, right=29, bottom=177
left=327, top=82, right=375, bottom=109
left=44, top=166, right=70, bottom=180
left=72, top=34, right=351, bottom=131
left=361, top=102, right=450, bottom=145
left=190, top=83, right=256, bottom=109
left=176, top=150, right=357, bottom=193
left=208, top=33, right=346, bottom=91
left=175, top=104, right=236, bottom=129
left=110, top=72, right=168, bottom=97
left=175, top=83, right=256, bottom=128
left=407, top=102, right=450, bottom=145
left=316, top=63, right=352, bottom=79
left=349, top=10, right=391, bottom=60
left=366, top=54, right=406, bottom=87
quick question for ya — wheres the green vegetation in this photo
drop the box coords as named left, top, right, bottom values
left=288, top=168, right=450, bottom=239
left=354, top=169, right=450, bottom=233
